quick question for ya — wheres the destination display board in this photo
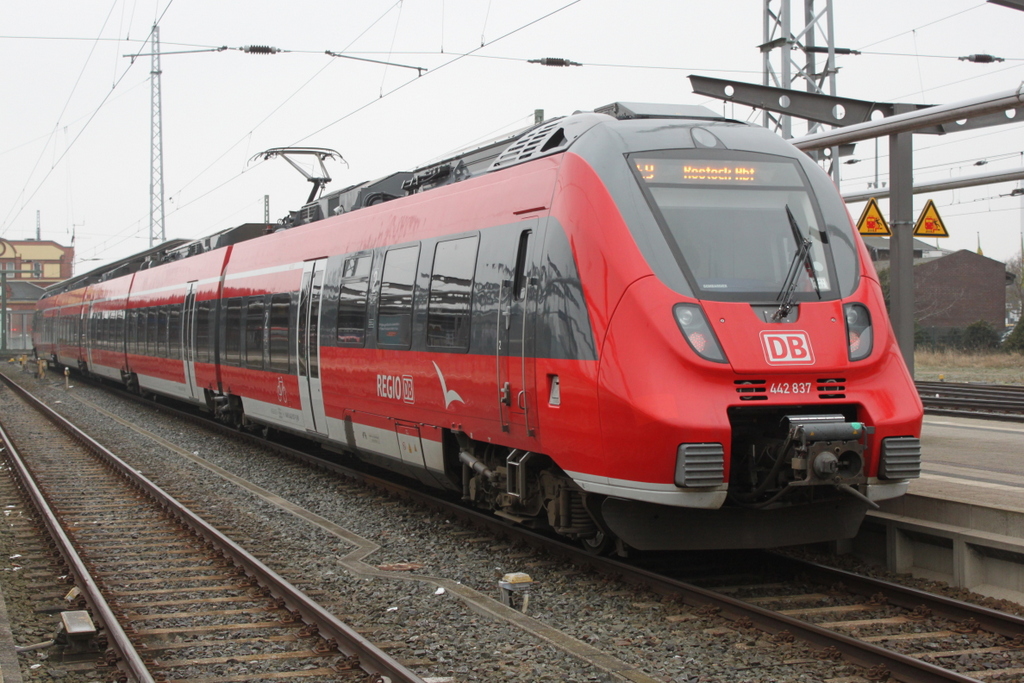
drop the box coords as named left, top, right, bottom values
left=633, top=158, right=802, bottom=187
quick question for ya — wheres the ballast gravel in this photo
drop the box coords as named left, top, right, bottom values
left=2, top=366, right=1005, bottom=683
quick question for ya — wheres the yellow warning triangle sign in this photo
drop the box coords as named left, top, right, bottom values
left=856, top=198, right=890, bottom=236
left=913, top=199, right=949, bottom=237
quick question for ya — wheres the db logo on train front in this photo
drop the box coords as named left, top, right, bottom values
left=760, top=331, right=815, bottom=365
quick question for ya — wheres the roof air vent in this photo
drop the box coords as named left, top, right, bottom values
left=489, top=119, right=568, bottom=170
left=594, top=102, right=727, bottom=121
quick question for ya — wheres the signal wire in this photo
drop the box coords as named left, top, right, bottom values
left=293, top=0, right=582, bottom=145
left=82, top=1, right=406, bottom=258
left=81, top=1, right=583, bottom=260
left=854, top=3, right=985, bottom=51
left=0, top=0, right=120, bottom=235
left=0, top=0, right=177, bottom=237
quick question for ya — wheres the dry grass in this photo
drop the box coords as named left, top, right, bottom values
left=914, top=348, right=1024, bottom=385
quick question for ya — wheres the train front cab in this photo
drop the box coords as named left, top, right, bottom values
left=557, top=117, right=923, bottom=551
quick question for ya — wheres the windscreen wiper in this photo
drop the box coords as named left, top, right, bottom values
left=772, top=206, right=821, bottom=322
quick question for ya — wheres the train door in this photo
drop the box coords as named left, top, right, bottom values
left=84, top=303, right=95, bottom=369
left=76, top=306, right=87, bottom=365
left=497, top=225, right=537, bottom=438
left=297, top=259, right=329, bottom=435
left=181, top=282, right=203, bottom=402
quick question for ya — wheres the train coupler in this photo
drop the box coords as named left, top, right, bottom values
left=783, top=414, right=867, bottom=487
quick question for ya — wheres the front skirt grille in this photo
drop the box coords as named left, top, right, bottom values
left=675, top=443, right=725, bottom=487
left=879, top=436, right=922, bottom=479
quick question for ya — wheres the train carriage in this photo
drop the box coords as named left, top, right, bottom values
left=35, top=103, right=923, bottom=553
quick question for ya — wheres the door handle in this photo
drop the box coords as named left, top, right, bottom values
left=500, top=382, right=512, bottom=406
left=517, top=390, right=527, bottom=410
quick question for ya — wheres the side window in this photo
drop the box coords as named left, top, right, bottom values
left=427, top=235, right=478, bottom=351
left=513, top=230, right=532, bottom=301
left=245, top=296, right=266, bottom=370
left=126, top=311, right=135, bottom=354
left=224, top=298, right=242, bottom=366
left=137, top=310, right=145, bottom=354
left=146, top=308, right=157, bottom=356
left=168, top=305, right=182, bottom=360
left=195, top=300, right=211, bottom=363
left=268, top=293, right=292, bottom=373
left=116, top=311, right=125, bottom=353
left=157, top=307, right=169, bottom=358
left=377, top=245, right=419, bottom=348
left=337, top=253, right=372, bottom=346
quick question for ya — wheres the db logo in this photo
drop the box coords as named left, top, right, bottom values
left=760, top=331, right=815, bottom=365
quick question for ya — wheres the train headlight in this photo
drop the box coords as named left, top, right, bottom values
left=673, top=304, right=727, bottom=363
left=843, top=303, right=873, bottom=361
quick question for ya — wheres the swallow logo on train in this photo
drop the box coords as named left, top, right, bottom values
left=432, top=361, right=465, bottom=409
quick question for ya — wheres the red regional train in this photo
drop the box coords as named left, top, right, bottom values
left=34, top=102, right=923, bottom=554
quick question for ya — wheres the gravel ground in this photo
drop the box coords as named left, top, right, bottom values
left=0, top=464, right=104, bottom=683
left=6, top=366, right=1007, bottom=682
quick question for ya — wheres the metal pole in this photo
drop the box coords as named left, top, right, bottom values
left=888, top=104, right=916, bottom=376
left=843, top=166, right=1024, bottom=202
left=780, top=0, right=792, bottom=139
left=792, top=84, right=1024, bottom=150
left=150, top=24, right=166, bottom=248
left=1, top=271, right=7, bottom=352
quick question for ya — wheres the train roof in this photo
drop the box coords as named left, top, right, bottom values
left=42, top=238, right=191, bottom=299
left=49, top=102, right=743, bottom=294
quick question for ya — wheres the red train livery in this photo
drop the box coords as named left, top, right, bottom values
left=35, top=103, right=923, bottom=554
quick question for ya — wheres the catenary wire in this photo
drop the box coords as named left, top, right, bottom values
left=81, top=2, right=583, bottom=260
left=854, top=3, right=986, bottom=51
left=0, top=0, right=120, bottom=234
left=0, top=0, right=177, bottom=237
left=82, top=1, right=406, bottom=258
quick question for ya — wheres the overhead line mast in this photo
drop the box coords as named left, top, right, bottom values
left=762, top=0, right=842, bottom=178
left=150, top=23, right=166, bottom=248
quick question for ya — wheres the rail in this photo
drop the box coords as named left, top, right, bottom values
left=915, top=380, right=1024, bottom=422
left=27, top=370, right=1024, bottom=682
left=0, top=372, right=425, bottom=683
left=0, top=381, right=155, bottom=683
left=92, top=378, right=1019, bottom=683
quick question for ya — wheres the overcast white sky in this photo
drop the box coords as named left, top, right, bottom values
left=2, top=0, right=1023, bottom=272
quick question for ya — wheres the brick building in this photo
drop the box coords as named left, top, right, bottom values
left=0, top=238, right=74, bottom=285
left=1, top=238, right=74, bottom=350
left=914, top=249, right=1007, bottom=331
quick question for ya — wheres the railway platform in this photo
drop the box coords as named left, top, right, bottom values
left=851, top=414, right=1024, bottom=605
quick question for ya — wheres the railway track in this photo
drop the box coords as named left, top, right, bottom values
left=916, top=381, right=1024, bottom=421
left=650, top=551, right=1024, bottom=682
left=0, top=373, right=423, bottom=683
left=36, top=373, right=1023, bottom=682
left=6, top=368, right=1024, bottom=681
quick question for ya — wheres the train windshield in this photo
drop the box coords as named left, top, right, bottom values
left=630, top=151, right=838, bottom=302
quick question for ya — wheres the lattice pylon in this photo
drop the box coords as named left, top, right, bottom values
left=150, top=24, right=166, bottom=247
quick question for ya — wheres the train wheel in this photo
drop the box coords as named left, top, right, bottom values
left=580, top=530, right=614, bottom=556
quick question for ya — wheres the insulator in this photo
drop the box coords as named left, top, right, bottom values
left=528, top=57, right=581, bottom=67
left=958, top=53, right=1003, bottom=63
left=244, top=45, right=280, bottom=54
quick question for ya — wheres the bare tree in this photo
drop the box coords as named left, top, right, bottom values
left=1007, top=250, right=1023, bottom=325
